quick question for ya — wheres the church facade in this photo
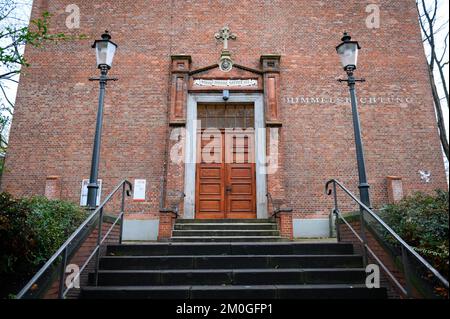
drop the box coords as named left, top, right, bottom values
left=1, top=0, right=447, bottom=240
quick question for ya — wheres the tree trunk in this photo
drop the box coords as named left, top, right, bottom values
left=427, top=64, right=450, bottom=161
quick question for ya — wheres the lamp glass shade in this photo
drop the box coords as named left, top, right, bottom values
left=336, top=41, right=359, bottom=70
left=95, top=40, right=117, bottom=69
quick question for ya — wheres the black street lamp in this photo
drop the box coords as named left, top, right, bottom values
left=336, top=32, right=371, bottom=208
left=86, top=31, right=118, bottom=209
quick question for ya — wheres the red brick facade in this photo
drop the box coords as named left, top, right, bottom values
left=1, top=1, right=447, bottom=238
left=277, top=212, right=293, bottom=240
left=158, top=213, right=175, bottom=241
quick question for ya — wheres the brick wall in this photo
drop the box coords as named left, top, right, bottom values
left=1, top=0, right=447, bottom=228
left=158, top=213, right=175, bottom=241
left=276, top=213, right=293, bottom=239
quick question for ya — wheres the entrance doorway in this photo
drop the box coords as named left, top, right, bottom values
left=195, top=104, right=256, bottom=219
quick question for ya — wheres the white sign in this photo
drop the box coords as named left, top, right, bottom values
left=193, top=79, right=258, bottom=87
left=133, top=179, right=147, bottom=201
left=80, top=179, right=102, bottom=206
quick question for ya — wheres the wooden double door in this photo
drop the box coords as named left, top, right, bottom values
left=195, top=104, right=256, bottom=219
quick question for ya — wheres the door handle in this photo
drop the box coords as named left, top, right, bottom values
left=226, top=186, right=232, bottom=192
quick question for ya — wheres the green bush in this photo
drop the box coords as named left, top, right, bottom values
left=379, top=190, right=449, bottom=278
left=0, top=193, right=37, bottom=275
left=0, top=193, right=87, bottom=276
left=23, top=196, right=87, bottom=268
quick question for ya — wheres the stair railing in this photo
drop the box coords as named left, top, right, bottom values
left=16, top=180, right=133, bottom=299
left=266, top=193, right=293, bottom=218
left=159, top=190, right=185, bottom=218
left=326, top=179, right=449, bottom=298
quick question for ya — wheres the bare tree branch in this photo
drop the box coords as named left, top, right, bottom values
left=0, top=83, right=15, bottom=109
left=438, top=32, right=448, bottom=64
left=417, top=0, right=449, bottom=160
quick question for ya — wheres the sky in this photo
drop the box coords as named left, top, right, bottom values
left=0, top=0, right=449, bottom=156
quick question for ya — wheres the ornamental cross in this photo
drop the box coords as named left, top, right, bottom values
left=215, top=26, right=237, bottom=50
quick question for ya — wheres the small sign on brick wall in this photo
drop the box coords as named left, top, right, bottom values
left=80, top=179, right=102, bottom=206
left=387, top=176, right=404, bottom=204
left=133, top=179, right=146, bottom=201
left=45, top=176, right=61, bottom=200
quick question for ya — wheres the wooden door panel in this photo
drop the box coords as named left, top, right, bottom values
left=198, top=199, right=222, bottom=212
left=199, top=167, right=222, bottom=179
left=229, top=200, right=253, bottom=211
left=196, top=163, right=225, bottom=219
left=199, top=183, right=221, bottom=194
left=226, top=163, right=256, bottom=218
left=231, top=183, right=253, bottom=195
left=229, top=166, right=253, bottom=179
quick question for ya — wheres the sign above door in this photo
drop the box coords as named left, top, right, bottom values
left=193, top=79, right=258, bottom=88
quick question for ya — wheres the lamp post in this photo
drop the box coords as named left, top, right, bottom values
left=336, top=32, right=371, bottom=208
left=86, top=31, right=118, bottom=209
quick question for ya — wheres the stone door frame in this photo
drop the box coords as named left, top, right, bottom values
left=183, top=93, right=268, bottom=219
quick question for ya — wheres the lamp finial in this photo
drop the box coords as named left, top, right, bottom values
left=101, top=30, right=111, bottom=41
left=341, top=32, right=352, bottom=42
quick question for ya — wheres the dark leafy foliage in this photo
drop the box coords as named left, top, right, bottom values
left=0, top=193, right=36, bottom=275
left=0, top=193, right=87, bottom=276
left=380, top=190, right=449, bottom=278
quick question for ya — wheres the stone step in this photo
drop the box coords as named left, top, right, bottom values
left=172, top=230, right=281, bottom=237
left=106, top=243, right=354, bottom=256
left=99, top=255, right=364, bottom=270
left=174, top=223, right=278, bottom=230
left=175, top=219, right=274, bottom=224
left=89, top=268, right=367, bottom=286
left=81, top=284, right=387, bottom=299
left=170, top=236, right=285, bottom=242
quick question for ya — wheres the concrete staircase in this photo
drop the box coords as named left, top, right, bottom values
left=81, top=241, right=387, bottom=299
left=171, top=219, right=285, bottom=242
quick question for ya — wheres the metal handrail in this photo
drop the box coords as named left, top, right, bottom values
left=266, top=193, right=293, bottom=218
left=326, top=179, right=449, bottom=298
left=16, top=180, right=133, bottom=299
left=160, top=190, right=185, bottom=218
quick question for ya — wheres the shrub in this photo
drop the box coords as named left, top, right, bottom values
left=0, top=193, right=87, bottom=295
left=380, top=190, right=449, bottom=278
left=24, top=196, right=87, bottom=268
left=0, top=193, right=36, bottom=275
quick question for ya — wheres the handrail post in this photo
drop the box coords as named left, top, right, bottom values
left=94, top=207, right=104, bottom=286
left=58, top=247, right=68, bottom=299
left=119, top=182, right=126, bottom=244
left=332, top=182, right=338, bottom=211
left=333, top=209, right=341, bottom=242
left=359, top=207, right=368, bottom=266
left=332, top=182, right=340, bottom=240
left=401, top=246, right=414, bottom=298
